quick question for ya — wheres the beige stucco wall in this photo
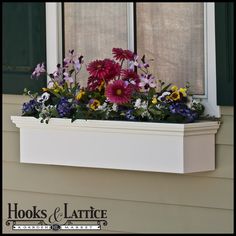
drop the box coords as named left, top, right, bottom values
left=3, top=94, right=234, bottom=233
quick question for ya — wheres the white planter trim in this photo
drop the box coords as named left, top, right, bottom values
left=11, top=116, right=220, bottom=174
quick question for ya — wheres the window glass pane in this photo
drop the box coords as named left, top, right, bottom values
left=137, top=3, right=204, bottom=95
left=64, top=3, right=128, bottom=86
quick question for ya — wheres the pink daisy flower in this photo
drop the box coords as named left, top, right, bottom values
left=112, top=48, right=134, bottom=61
left=103, top=59, right=121, bottom=82
left=87, top=76, right=103, bottom=91
left=105, top=80, right=133, bottom=104
left=87, top=60, right=110, bottom=79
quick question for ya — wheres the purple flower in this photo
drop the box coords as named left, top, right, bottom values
left=129, top=55, right=150, bottom=70
left=74, top=56, right=84, bottom=71
left=49, top=64, right=63, bottom=84
left=64, top=50, right=83, bottom=72
left=169, top=103, right=198, bottom=122
left=63, top=72, right=74, bottom=84
left=140, top=55, right=150, bottom=68
left=57, top=98, right=71, bottom=117
left=63, top=50, right=75, bottom=65
left=22, top=99, right=38, bottom=114
left=129, top=55, right=140, bottom=70
left=139, top=74, right=156, bottom=91
left=126, top=110, right=136, bottom=121
left=31, top=63, right=46, bottom=78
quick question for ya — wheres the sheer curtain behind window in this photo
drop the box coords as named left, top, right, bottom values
left=137, top=3, right=205, bottom=95
left=64, top=3, right=128, bottom=86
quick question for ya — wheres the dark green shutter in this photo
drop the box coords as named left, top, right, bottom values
left=215, top=2, right=234, bottom=106
left=3, top=2, right=46, bottom=94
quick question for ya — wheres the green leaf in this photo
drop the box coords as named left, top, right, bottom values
left=148, top=88, right=156, bottom=99
left=161, top=83, right=172, bottom=93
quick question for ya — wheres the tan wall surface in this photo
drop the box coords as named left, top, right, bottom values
left=2, top=94, right=234, bottom=233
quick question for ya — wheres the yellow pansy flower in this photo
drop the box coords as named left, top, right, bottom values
left=152, top=97, right=158, bottom=104
left=89, top=99, right=100, bottom=110
left=170, top=91, right=180, bottom=101
left=179, top=87, right=187, bottom=97
left=171, top=85, right=178, bottom=91
left=76, top=90, right=85, bottom=100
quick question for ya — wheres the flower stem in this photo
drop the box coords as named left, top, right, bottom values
left=118, top=59, right=124, bottom=80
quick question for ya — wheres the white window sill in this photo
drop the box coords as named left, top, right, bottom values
left=11, top=116, right=220, bottom=174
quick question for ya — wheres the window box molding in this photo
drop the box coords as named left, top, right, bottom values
left=11, top=116, right=220, bottom=174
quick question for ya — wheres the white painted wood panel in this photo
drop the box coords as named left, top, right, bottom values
left=11, top=116, right=220, bottom=173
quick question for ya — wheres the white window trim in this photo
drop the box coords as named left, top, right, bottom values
left=127, top=3, right=134, bottom=52
left=45, top=3, right=63, bottom=76
left=46, top=2, right=220, bottom=117
left=201, top=3, right=220, bottom=117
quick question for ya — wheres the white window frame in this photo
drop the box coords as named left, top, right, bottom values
left=46, top=2, right=220, bottom=117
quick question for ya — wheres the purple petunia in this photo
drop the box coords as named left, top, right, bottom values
left=169, top=103, right=198, bottom=122
left=126, top=110, right=136, bottom=121
left=57, top=98, right=71, bottom=117
left=22, top=99, right=38, bottom=114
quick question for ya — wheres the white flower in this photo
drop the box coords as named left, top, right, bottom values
left=191, top=98, right=202, bottom=108
left=140, top=101, right=148, bottom=110
left=134, top=98, right=142, bottom=108
left=141, top=110, right=152, bottom=119
left=187, top=96, right=202, bottom=108
left=39, top=105, right=55, bottom=118
left=42, top=92, right=50, bottom=101
left=37, top=92, right=50, bottom=103
left=192, top=98, right=201, bottom=104
left=157, top=91, right=170, bottom=102
left=134, top=99, right=148, bottom=110
left=97, top=102, right=107, bottom=111
left=112, top=103, right=118, bottom=112
left=186, top=96, right=193, bottom=108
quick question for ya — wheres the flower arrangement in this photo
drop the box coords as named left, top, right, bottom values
left=22, top=48, right=205, bottom=124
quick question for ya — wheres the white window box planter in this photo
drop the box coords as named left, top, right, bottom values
left=11, top=116, right=220, bottom=174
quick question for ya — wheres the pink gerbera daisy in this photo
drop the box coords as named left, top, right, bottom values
left=103, top=59, right=121, bottom=82
left=112, top=48, right=134, bottom=61
left=105, top=80, right=132, bottom=104
left=87, top=76, right=103, bottom=91
left=87, top=60, right=110, bottom=79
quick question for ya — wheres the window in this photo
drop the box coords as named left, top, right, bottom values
left=63, top=3, right=129, bottom=87
left=46, top=2, right=220, bottom=117
left=136, top=3, right=204, bottom=95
